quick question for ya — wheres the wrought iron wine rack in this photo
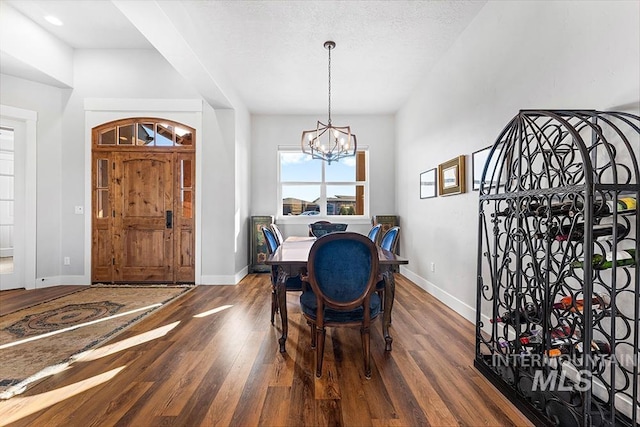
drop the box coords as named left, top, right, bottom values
left=475, top=110, right=640, bottom=426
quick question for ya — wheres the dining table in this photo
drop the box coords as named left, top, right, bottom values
left=265, top=235, right=409, bottom=353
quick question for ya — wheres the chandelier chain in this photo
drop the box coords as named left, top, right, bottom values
left=327, top=44, right=332, bottom=125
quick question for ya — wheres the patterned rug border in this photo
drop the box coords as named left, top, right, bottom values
left=1, top=283, right=196, bottom=317
left=0, top=284, right=196, bottom=399
left=0, top=287, right=89, bottom=317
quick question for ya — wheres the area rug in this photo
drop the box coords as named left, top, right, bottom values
left=0, top=284, right=194, bottom=399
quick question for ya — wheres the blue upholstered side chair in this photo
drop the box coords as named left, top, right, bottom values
left=309, top=222, right=348, bottom=238
left=299, top=232, right=381, bottom=378
left=379, top=226, right=400, bottom=254
left=376, top=226, right=400, bottom=313
left=270, top=223, right=284, bottom=246
left=308, top=220, right=331, bottom=237
left=261, top=226, right=304, bottom=324
left=367, top=224, right=383, bottom=245
left=262, top=226, right=279, bottom=255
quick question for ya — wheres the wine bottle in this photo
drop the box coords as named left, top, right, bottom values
left=490, top=303, right=541, bottom=325
left=537, top=222, right=628, bottom=242
left=552, top=292, right=611, bottom=311
left=494, top=201, right=541, bottom=217
left=546, top=344, right=572, bottom=358
left=550, top=325, right=578, bottom=339
left=574, top=340, right=612, bottom=357
left=495, top=200, right=573, bottom=217
left=519, top=328, right=543, bottom=345
left=568, top=197, right=637, bottom=218
left=570, top=249, right=636, bottom=270
left=535, top=201, right=573, bottom=217
left=546, top=339, right=611, bottom=357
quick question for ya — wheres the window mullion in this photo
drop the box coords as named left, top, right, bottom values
left=320, top=161, right=327, bottom=215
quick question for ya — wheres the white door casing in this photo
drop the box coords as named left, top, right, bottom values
left=0, top=105, right=37, bottom=290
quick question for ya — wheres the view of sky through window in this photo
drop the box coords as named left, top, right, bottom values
left=280, top=152, right=356, bottom=203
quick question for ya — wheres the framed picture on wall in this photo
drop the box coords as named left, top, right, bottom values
left=420, top=168, right=436, bottom=199
left=472, top=145, right=502, bottom=191
left=438, top=155, right=466, bottom=196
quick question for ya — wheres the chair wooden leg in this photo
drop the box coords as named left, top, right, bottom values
left=315, top=327, right=326, bottom=378
left=307, top=321, right=316, bottom=349
left=270, top=266, right=279, bottom=325
left=270, top=289, right=277, bottom=324
left=361, top=326, right=372, bottom=379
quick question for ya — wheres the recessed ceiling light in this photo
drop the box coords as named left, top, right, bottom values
left=45, top=15, right=64, bottom=26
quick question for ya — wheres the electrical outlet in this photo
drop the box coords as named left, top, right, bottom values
left=430, top=262, right=436, bottom=272
left=64, top=257, right=71, bottom=265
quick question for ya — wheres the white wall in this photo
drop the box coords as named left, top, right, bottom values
left=234, top=107, right=251, bottom=278
left=0, top=74, right=64, bottom=282
left=199, top=106, right=238, bottom=282
left=250, top=114, right=396, bottom=238
left=396, top=0, right=640, bottom=322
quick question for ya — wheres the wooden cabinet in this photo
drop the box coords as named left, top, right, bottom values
left=249, top=216, right=274, bottom=273
left=475, top=110, right=640, bottom=426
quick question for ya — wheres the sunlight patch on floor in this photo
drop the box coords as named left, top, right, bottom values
left=193, top=304, right=233, bottom=318
left=0, top=366, right=126, bottom=424
left=73, top=321, right=181, bottom=363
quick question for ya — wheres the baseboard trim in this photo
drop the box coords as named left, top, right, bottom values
left=34, top=273, right=252, bottom=287
left=399, top=266, right=476, bottom=324
left=36, top=275, right=90, bottom=287
left=199, top=267, right=247, bottom=285
left=235, top=266, right=248, bottom=284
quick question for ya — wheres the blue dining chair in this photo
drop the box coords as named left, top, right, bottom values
left=262, top=226, right=279, bottom=255
left=376, top=226, right=400, bottom=314
left=379, top=226, right=400, bottom=254
left=270, top=223, right=285, bottom=246
left=367, top=224, right=382, bottom=245
left=262, top=226, right=304, bottom=324
left=299, top=232, right=381, bottom=378
left=309, top=222, right=348, bottom=238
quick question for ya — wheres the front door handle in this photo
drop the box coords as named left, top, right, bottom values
left=166, top=210, right=173, bottom=229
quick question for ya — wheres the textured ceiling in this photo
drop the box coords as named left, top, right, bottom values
left=5, top=0, right=487, bottom=114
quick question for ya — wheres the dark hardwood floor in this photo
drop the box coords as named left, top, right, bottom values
left=0, top=275, right=532, bottom=426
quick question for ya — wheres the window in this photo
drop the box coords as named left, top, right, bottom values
left=96, top=119, right=194, bottom=147
left=278, top=149, right=367, bottom=217
left=0, top=126, right=14, bottom=273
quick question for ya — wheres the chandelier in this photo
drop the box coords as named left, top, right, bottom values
left=301, top=41, right=357, bottom=165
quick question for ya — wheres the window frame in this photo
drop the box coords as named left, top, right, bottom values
left=276, top=147, right=369, bottom=222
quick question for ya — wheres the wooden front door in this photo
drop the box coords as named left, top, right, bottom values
left=92, top=118, right=195, bottom=284
left=114, top=152, right=173, bottom=282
